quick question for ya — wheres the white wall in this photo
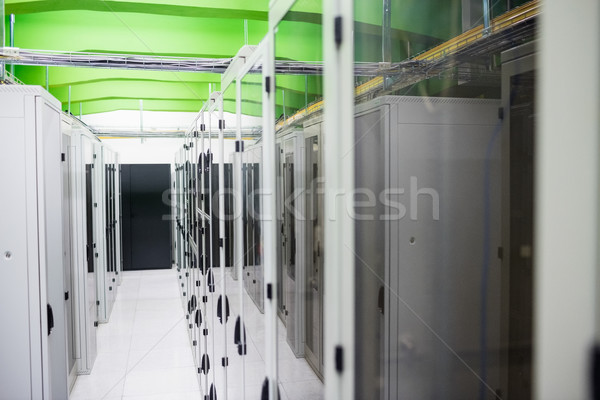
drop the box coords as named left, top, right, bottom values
left=102, top=137, right=238, bottom=164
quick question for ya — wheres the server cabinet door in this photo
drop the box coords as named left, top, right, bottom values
left=0, top=97, right=40, bottom=399
left=84, top=140, right=98, bottom=371
left=283, top=138, right=296, bottom=332
left=354, top=107, right=388, bottom=400
left=276, top=142, right=286, bottom=322
left=283, top=139, right=298, bottom=348
left=61, top=133, right=77, bottom=385
left=38, top=97, right=70, bottom=400
left=304, top=133, right=324, bottom=377
left=252, top=156, right=264, bottom=311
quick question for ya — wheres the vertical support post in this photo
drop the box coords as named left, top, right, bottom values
left=264, top=31, right=278, bottom=400
left=79, top=102, right=82, bottom=119
left=9, top=13, right=14, bottom=75
left=68, top=85, right=71, bottom=114
left=483, top=0, right=490, bottom=32
left=234, top=77, right=246, bottom=399
left=199, top=107, right=209, bottom=397
left=0, top=0, right=5, bottom=80
left=217, top=92, right=228, bottom=400
left=139, top=99, right=144, bottom=144
left=244, top=19, right=249, bottom=45
left=139, top=99, right=144, bottom=132
left=45, top=66, right=49, bottom=91
left=304, top=75, right=308, bottom=109
left=382, top=0, right=391, bottom=64
left=323, top=0, right=355, bottom=399
left=536, top=0, right=600, bottom=399
left=282, top=89, right=286, bottom=120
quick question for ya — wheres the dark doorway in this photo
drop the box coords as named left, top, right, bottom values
left=121, top=164, right=171, bottom=270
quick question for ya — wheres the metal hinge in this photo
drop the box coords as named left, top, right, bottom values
left=266, top=283, right=273, bottom=300
left=218, top=120, right=225, bottom=130
left=235, top=140, right=244, bottom=153
left=335, top=346, right=344, bottom=373
left=61, top=153, right=66, bottom=162
left=334, top=16, right=343, bottom=47
left=265, top=76, right=271, bottom=94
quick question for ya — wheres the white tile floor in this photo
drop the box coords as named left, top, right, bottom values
left=69, top=269, right=323, bottom=400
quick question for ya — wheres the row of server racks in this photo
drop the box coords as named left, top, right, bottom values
left=0, top=86, right=123, bottom=399
left=172, top=42, right=536, bottom=400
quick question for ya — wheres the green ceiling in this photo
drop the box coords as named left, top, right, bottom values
left=3, top=0, right=467, bottom=117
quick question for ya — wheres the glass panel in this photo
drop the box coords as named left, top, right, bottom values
left=351, top=0, right=536, bottom=398
left=304, top=133, right=324, bottom=379
left=236, top=62, right=267, bottom=397
left=275, top=0, right=325, bottom=397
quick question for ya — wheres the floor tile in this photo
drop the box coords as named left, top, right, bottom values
left=70, top=269, right=323, bottom=400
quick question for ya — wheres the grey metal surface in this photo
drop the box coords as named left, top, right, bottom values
left=354, top=106, right=388, bottom=400
left=0, top=89, right=39, bottom=399
left=62, top=132, right=77, bottom=383
left=500, top=44, right=536, bottom=400
left=283, top=138, right=298, bottom=352
left=82, top=135, right=98, bottom=373
left=354, top=96, right=502, bottom=399
left=0, top=86, right=69, bottom=399
left=41, top=97, right=70, bottom=400
left=303, top=124, right=324, bottom=378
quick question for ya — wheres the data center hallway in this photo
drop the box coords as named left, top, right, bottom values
left=69, top=269, right=323, bottom=400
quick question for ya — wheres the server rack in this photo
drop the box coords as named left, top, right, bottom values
left=0, top=86, right=69, bottom=399
left=353, top=95, right=502, bottom=400
left=301, top=120, right=324, bottom=377
left=275, top=128, right=306, bottom=357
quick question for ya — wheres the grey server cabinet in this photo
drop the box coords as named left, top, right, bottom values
left=242, top=144, right=265, bottom=312
left=354, top=96, right=502, bottom=400
left=275, top=128, right=305, bottom=357
left=301, top=121, right=324, bottom=377
left=0, top=86, right=69, bottom=399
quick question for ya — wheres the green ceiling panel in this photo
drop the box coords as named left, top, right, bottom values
left=11, top=11, right=267, bottom=57
left=15, top=65, right=221, bottom=86
left=50, top=80, right=210, bottom=102
left=6, top=0, right=269, bottom=20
